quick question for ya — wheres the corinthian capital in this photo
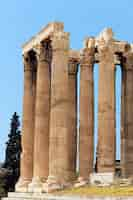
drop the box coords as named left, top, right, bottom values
left=68, top=59, right=78, bottom=75
left=33, top=42, right=50, bottom=62
left=123, top=51, right=133, bottom=71
left=95, top=28, right=115, bottom=54
left=83, top=37, right=95, bottom=49
left=80, top=39, right=95, bottom=66
left=23, top=52, right=32, bottom=72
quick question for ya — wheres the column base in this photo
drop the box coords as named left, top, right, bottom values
left=43, top=176, right=71, bottom=193
left=28, top=177, right=45, bottom=193
left=90, top=172, right=114, bottom=186
left=74, top=176, right=89, bottom=188
left=15, top=178, right=31, bottom=192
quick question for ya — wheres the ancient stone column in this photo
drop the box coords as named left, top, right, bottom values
left=97, top=40, right=116, bottom=175
left=32, top=55, right=37, bottom=141
left=121, top=51, right=133, bottom=178
left=79, top=38, right=95, bottom=182
left=68, top=59, right=78, bottom=181
left=121, top=65, right=126, bottom=178
left=29, top=42, right=50, bottom=192
left=43, top=32, right=70, bottom=192
left=16, top=53, right=35, bottom=192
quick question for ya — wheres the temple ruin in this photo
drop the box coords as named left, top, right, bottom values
left=13, top=22, right=133, bottom=193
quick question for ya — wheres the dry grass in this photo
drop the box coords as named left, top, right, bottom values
left=55, top=186, right=133, bottom=197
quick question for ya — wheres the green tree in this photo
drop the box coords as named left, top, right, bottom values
left=4, top=112, right=21, bottom=192
left=0, top=177, right=6, bottom=198
left=0, top=167, right=8, bottom=198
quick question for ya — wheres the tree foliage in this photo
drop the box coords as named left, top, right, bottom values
left=0, top=177, right=6, bottom=198
left=4, top=112, right=21, bottom=192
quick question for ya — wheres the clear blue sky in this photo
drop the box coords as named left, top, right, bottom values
left=0, top=0, right=133, bottom=162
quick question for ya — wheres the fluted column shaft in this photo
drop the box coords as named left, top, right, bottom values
left=121, top=66, right=126, bottom=177
left=47, top=32, right=70, bottom=186
left=121, top=52, right=133, bottom=178
left=68, top=60, right=78, bottom=180
left=79, top=44, right=95, bottom=180
left=16, top=53, right=35, bottom=191
left=97, top=42, right=115, bottom=173
left=33, top=43, right=50, bottom=182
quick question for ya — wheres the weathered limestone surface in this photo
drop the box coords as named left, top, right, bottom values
left=68, top=59, right=78, bottom=180
left=97, top=39, right=115, bottom=173
left=90, top=172, right=114, bottom=186
left=79, top=38, right=95, bottom=181
left=44, top=32, right=71, bottom=192
left=32, top=53, right=37, bottom=156
left=16, top=53, right=35, bottom=192
left=121, top=51, right=133, bottom=178
left=29, top=42, right=50, bottom=192
left=121, top=64, right=126, bottom=178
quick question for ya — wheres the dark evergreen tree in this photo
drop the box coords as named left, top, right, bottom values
left=4, top=112, right=21, bottom=192
left=0, top=177, right=6, bottom=198
left=0, top=167, right=8, bottom=197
